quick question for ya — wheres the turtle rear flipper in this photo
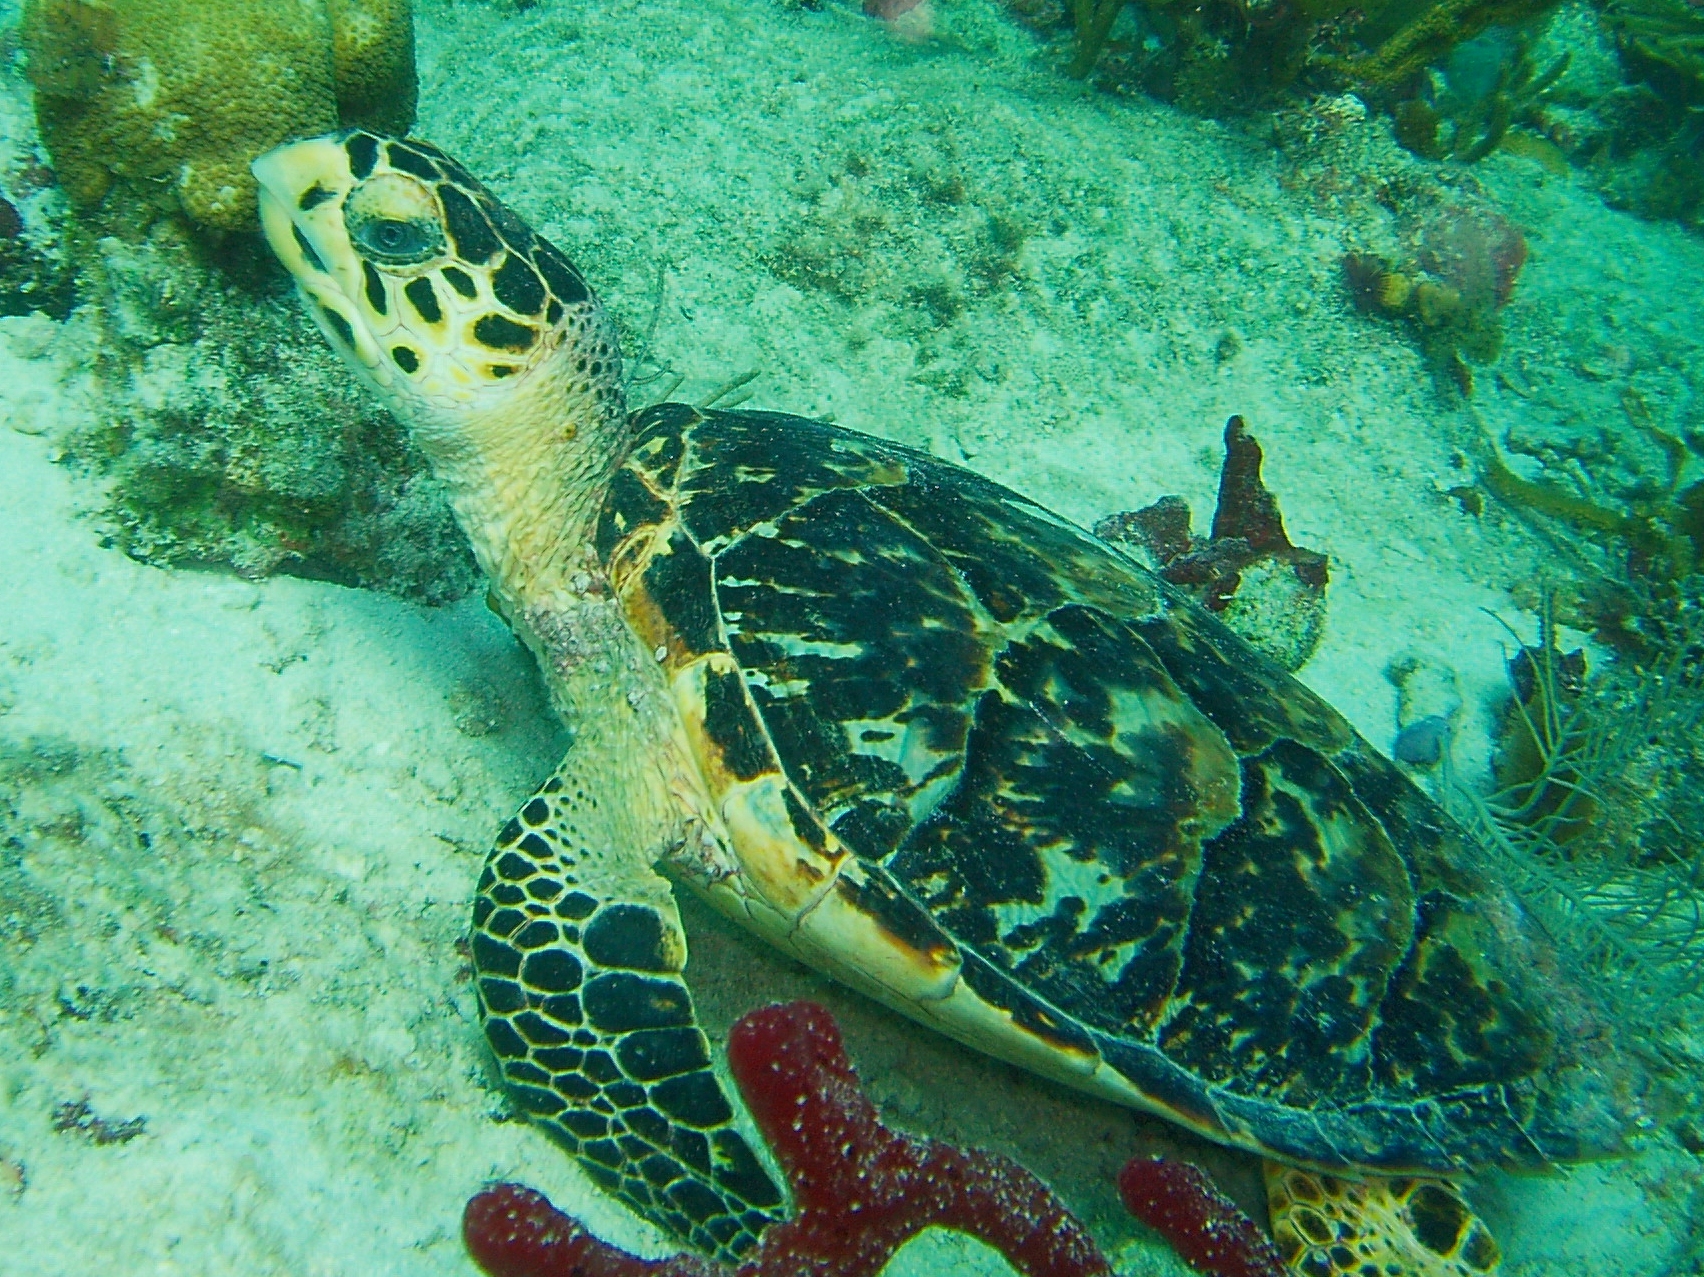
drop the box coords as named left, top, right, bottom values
left=470, top=761, right=785, bottom=1264
left=1265, top=1162, right=1502, bottom=1277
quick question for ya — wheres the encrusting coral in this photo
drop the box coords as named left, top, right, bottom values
left=1095, top=416, right=1330, bottom=672
left=20, top=0, right=415, bottom=231
left=1343, top=201, right=1528, bottom=395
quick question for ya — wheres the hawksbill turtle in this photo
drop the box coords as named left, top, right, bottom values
left=252, top=130, right=1636, bottom=1276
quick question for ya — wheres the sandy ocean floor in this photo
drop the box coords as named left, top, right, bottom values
left=2, top=0, right=1702, bottom=1274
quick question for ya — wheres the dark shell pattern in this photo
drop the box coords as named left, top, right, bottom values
left=595, top=403, right=1615, bottom=1176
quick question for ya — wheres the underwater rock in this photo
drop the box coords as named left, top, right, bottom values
left=464, top=1000, right=1115, bottom=1277
left=1095, top=416, right=1329, bottom=672
left=52, top=226, right=475, bottom=602
left=1343, top=201, right=1526, bottom=395
left=20, top=0, right=415, bottom=231
left=1387, top=652, right=1464, bottom=769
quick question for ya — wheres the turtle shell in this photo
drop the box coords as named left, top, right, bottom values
left=595, top=402, right=1632, bottom=1176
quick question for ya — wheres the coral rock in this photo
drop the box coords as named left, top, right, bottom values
left=21, top=0, right=416, bottom=231
left=463, top=1000, right=1114, bottom=1277
left=1095, top=416, right=1329, bottom=671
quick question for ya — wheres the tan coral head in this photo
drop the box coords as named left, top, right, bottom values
left=252, top=129, right=610, bottom=425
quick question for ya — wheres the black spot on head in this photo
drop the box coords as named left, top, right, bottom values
left=439, top=184, right=501, bottom=263
left=493, top=253, right=548, bottom=316
left=489, top=365, right=518, bottom=379
left=319, top=304, right=355, bottom=348
left=481, top=197, right=535, bottom=252
left=474, top=313, right=538, bottom=352
left=292, top=225, right=327, bottom=274
left=391, top=345, right=419, bottom=374
left=404, top=276, right=443, bottom=324
left=361, top=261, right=388, bottom=315
left=535, top=241, right=590, bottom=305
left=522, top=797, right=550, bottom=826
left=298, top=183, right=335, bottom=211
left=346, top=132, right=379, bottom=180
left=442, top=264, right=479, bottom=299
left=546, top=298, right=564, bottom=325
left=386, top=142, right=441, bottom=180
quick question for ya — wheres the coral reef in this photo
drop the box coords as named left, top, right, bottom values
left=1118, top=1159, right=1285, bottom=1277
left=1459, top=596, right=1704, bottom=1037
left=57, top=225, right=475, bottom=601
left=1478, top=399, right=1702, bottom=582
left=1, top=193, right=75, bottom=321
left=1390, top=29, right=1572, bottom=164
left=463, top=1000, right=1115, bottom=1277
left=20, top=0, right=415, bottom=231
left=765, top=135, right=1029, bottom=374
left=1343, top=200, right=1527, bottom=395
left=1319, top=0, right=1560, bottom=92
left=1095, top=416, right=1329, bottom=671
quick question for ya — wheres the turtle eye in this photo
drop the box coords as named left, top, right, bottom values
left=343, top=173, right=446, bottom=267
left=353, top=216, right=438, bottom=264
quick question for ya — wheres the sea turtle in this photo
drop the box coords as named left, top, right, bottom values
left=252, top=130, right=1635, bottom=1275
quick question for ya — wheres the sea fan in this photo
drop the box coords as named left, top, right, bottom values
left=1452, top=602, right=1704, bottom=1022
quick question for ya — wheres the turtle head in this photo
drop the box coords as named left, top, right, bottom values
left=253, top=129, right=623, bottom=447
left=253, top=131, right=629, bottom=585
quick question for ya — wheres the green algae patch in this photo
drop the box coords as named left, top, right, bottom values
left=20, top=0, right=415, bottom=232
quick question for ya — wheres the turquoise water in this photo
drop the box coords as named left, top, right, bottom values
left=1, top=2, right=1701, bottom=1274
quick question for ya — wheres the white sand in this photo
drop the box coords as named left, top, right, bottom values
left=2, top=0, right=1702, bottom=1274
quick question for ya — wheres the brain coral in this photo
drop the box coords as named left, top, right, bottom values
left=21, top=0, right=416, bottom=232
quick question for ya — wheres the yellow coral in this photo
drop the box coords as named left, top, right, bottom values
left=327, top=0, right=417, bottom=135
left=22, top=0, right=415, bottom=232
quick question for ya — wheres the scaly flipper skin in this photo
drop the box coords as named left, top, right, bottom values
left=471, top=761, right=783, bottom=1264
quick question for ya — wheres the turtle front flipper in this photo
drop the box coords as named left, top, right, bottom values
left=1264, top=1161, right=1501, bottom=1277
left=470, top=768, right=786, bottom=1264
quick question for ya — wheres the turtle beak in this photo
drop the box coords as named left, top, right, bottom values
left=252, top=136, right=384, bottom=373
left=252, top=136, right=351, bottom=276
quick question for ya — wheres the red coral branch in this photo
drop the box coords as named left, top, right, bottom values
left=1117, top=1159, right=1285, bottom=1277
left=464, top=1001, right=1114, bottom=1277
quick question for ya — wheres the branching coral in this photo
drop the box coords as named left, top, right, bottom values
left=1478, top=394, right=1704, bottom=581
left=1392, top=32, right=1572, bottom=164
left=1604, top=0, right=1704, bottom=98
left=1320, top=0, right=1558, bottom=89
left=464, top=1000, right=1116, bottom=1277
